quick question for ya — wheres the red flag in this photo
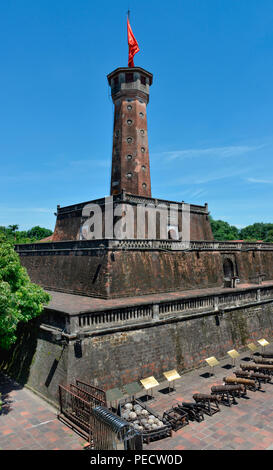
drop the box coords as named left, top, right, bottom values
left=127, top=16, right=139, bottom=67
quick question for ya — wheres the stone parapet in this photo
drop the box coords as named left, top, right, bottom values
left=41, top=283, right=273, bottom=339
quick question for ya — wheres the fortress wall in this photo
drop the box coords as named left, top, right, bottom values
left=19, top=249, right=110, bottom=298
left=108, top=250, right=224, bottom=297
left=51, top=196, right=213, bottom=243
left=233, top=250, right=273, bottom=282
left=52, top=210, right=82, bottom=241
left=1, top=299, right=272, bottom=404
left=17, top=244, right=273, bottom=299
left=18, top=248, right=224, bottom=299
left=0, top=318, right=69, bottom=407
left=190, top=212, right=213, bottom=241
left=74, top=302, right=273, bottom=393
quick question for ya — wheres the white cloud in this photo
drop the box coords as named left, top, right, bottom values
left=154, top=144, right=263, bottom=162
left=189, top=188, right=207, bottom=198
left=246, top=177, right=273, bottom=184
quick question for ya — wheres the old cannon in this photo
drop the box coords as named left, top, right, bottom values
left=223, top=375, right=256, bottom=391
left=240, top=362, right=273, bottom=375
left=211, top=384, right=245, bottom=406
left=175, top=402, right=204, bottom=423
left=234, top=369, right=271, bottom=388
left=192, top=393, right=220, bottom=416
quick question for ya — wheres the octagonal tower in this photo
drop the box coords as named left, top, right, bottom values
left=107, top=66, right=153, bottom=197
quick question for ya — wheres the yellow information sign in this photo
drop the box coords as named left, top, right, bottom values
left=227, top=349, right=240, bottom=359
left=258, top=339, right=270, bottom=347
left=163, top=369, right=181, bottom=382
left=247, top=342, right=258, bottom=352
left=140, top=376, right=159, bottom=390
left=205, top=356, right=219, bottom=367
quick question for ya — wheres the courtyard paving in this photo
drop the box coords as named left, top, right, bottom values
left=0, top=374, right=85, bottom=450
left=0, top=347, right=273, bottom=450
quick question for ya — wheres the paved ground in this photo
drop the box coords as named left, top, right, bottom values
left=142, top=349, right=273, bottom=451
left=0, top=348, right=273, bottom=450
left=46, top=280, right=273, bottom=314
left=0, top=374, right=85, bottom=450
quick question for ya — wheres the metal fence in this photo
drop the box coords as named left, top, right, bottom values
left=90, top=406, right=142, bottom=450
left=58, top=382, right=107, bottom=440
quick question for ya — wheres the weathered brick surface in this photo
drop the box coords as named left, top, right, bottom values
left=52, top=197, right=214, bottom=242
left=19, top=249, right=110, bottom=298
left=1, top=301, right=272, bottom=404
left=74, top=302, right=272, bottom=392
left=18, top=245, right=273, bottom=299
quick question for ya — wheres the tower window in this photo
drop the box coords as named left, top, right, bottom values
left=140, top=75, right=146, bottom=86
left=127, top=137, right=133, bottom=144
left=141, top=147, right=145, bottom=153
left=113, top=76, right=119, bottom=86
left=127, top=155, right=132, bottom=161
left=142, top=183, right=147, bottom=188
left=127, top=104, right=132, bottom=111
left=139, top=112, right=144, bottom=118
left=127, top=172, right=132, bottom=179
left=140, top=129, right=145, bottom=135
left=125, top=73, right=134, bottom=83
left=127, top=119, right=132, bottom=125
left=142, top=165, right=146, bottom=171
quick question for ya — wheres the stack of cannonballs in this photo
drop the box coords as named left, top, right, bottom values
left=121, top=402, right=164, bottom=433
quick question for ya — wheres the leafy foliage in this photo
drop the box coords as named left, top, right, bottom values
left=210, top=217, right=240, bottom=241
left=0, top=225, right=53, bottom=245
left=240, top=223, right=273, bottom=242
left=0, top=242, right=50, bottom=349
left=26, top=226, right=53, bottom=240
left=210, top=217, right=273, bottom=242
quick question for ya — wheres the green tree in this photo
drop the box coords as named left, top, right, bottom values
left=0, top=225, right=53, bottom=245
left=26, top=226, right=53, bottom=240
left=240, top=223, right=273, bottom=241
left=210, top=217, right=240, bottom=241
left=0, top=242, right=50, bottom=349
left=265, top=229, right=273, bottom=243
left=7, top=224, right=19, bottom=233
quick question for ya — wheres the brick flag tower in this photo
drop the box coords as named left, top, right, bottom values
left=107, top=67, right=153, bottom=197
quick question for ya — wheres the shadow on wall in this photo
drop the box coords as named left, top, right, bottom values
left=0, top=318, right=40, bottom=390
left=0, top=372, right=23, bottom=416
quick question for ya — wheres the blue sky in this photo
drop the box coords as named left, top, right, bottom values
left=0, top=0, right=272, bottom=231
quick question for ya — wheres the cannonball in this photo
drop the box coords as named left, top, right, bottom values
left=122, top=411, right=130, bottom=420
left=125, top=403, right=133, bottom=410
left=147, top=418, right=154, bottom=425
left=151, top=424, right=158, bottom=429
left=129, top=411, right=137, bottom=420
left=141, top=409, right=149, bottom=416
